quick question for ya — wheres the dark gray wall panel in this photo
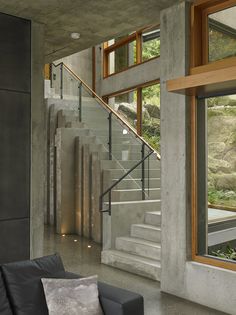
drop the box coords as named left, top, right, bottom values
left=0, top=90, right=30, bottom=220
left=0, top=13, right=31, bottom=263
left=0, top=13, right=30, bottom=93
left=0, top=218, right=30, bottom=264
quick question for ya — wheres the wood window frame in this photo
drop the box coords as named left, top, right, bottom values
left=167, top=0, right=236, bottom=271
left=191, top=0, right=236, bottom=72
left=103, top=79, right=160, bottom=136
left=103, top=25, right=160, bottom=78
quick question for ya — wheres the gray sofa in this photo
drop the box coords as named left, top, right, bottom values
left=0, top=254, right=144, bottom=315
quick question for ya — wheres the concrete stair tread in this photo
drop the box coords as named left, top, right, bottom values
left=132, top=223, right=161, bottom=231
left=105, top=199, right=161, bottom=205
left=112, top=188, right=160, bottom=192
left=102, top=250, right=161, bottom=267
left=146, top=211, right=161, bottom=215
left=116, top=236, right=161, bottom=248
left=112, top=177, right=160, bottom=181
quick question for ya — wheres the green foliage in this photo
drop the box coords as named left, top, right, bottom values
left=142, top=38, right=160, bottom=61
left=210, top=244, right=236, bottom=261
left=209, top=26, right=236, bottom=62
left=142, top=118, right=160, bottom=151
left=208, top=188, right=236, bottom=207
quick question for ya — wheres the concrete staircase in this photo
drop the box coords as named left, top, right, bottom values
left=102, top=211, right=161, bottom=280
left=46, top=89, right=161, bottom=281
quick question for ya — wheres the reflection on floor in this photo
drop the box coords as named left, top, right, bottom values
left=44, top=226, right=228, bottom=315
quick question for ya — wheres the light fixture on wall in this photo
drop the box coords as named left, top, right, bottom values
left=70, top=32, right=80, bottom=40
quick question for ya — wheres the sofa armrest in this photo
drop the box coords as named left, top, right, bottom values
left=65, top=272, right=144, bottom=315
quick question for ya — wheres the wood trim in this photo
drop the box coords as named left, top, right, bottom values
left=92, top=46, right=96, bottom=93
left=44, top=64, right=50, bottom=80
left=190, top=56, right=236, bottom=74
left=192, top=0, right=236, bottom=67
left=103, top=24, right=160, bottom=78
left=167, top=65, right=236, bottom=94
left=193, top=255, right=236, bottom=271
left=103, top=78, right=160, bottom=99
left=136, top=88, right=142, bottom=135
left=104, top=33, right=136, bottom=54
left=136, top=32, right=142, bottom=64
left=103, top=50, right=109, bottom=78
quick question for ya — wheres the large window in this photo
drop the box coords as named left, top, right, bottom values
left=191, top=0, right=236, bottom=68
left=196, top=93, right=236, bottom=265
left=107, top=82, right=160, bottom=151
left=103, top=26, right=160, bottom=77
left=208, top=5, right=236, bottom=62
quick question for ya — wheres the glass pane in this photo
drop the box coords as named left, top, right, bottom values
left=142, top=28, right=160, bottom=62
left=197, top=94, right=236, bottom=262
left=142, top=83, right=160, bottom=152
left=63, top=68, right=79, bottom=100
left=108, top=90, right=137, bottom=129
left=208, top=6, right=236, bottom=62
left=108, top=40, right=136, bottom=75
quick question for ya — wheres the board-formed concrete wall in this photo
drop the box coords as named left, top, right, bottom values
left=160, top=2, right=236, bottom=314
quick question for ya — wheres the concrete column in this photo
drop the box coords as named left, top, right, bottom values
left=30, top=22, right=46, bottom=258
left=160, top=0, right=191, bottom=294
left=75, top=137, right=83, bottom=236
left=91, top=152, right=102, bottom=243
left=82, top=143, right=91, bottom=238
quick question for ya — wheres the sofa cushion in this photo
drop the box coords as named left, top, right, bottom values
left=42, top=276, right=104, bottom=315
left=1, top=253, right=65, bottom=315
left=0, top=271, right=13, bottom=315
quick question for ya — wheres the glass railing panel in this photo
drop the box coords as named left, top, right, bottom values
left=62, top=67, right=80, bottom=101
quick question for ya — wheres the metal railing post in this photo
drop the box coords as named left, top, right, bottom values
left=78, top=82, right=82, bottom=122
left=60, top=63, right=63, bottom=99
left=141, top=143, right=145, bottom=200
left=108, top=191, right=111, bottom=216
left=108, top=112, right=112, bottom=160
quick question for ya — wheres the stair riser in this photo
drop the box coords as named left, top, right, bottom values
left=114, top=179, right=160, bottom=189
left=109, top=169, right=160, bottom=178
left=116, top=239, right=161, bottom=260
left=131, top=226, right=161, bottom=242
left=117, top=159, right=160, bottom=169
left=111, top=190, right=161, bottom=202
left=145, top=213, right=161, bottom=226
left=111, top=152, right=157, bottom=160
left=110, top=201, right=161, bottom=212
left=101, top=251, right=161, bottom=281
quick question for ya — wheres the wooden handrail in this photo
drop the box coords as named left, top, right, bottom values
left=62, top=62, right=161, bottom=160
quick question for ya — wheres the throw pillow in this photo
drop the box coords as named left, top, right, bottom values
left=42, top=275, right=104, bottom=315
left=1, top=253, right=66, bottom=315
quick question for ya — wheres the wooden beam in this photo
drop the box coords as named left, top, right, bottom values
left=167, top=65, right=236, bottom=96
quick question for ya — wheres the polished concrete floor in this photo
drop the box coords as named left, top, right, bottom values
left=44, top=226, right=228, bottom=315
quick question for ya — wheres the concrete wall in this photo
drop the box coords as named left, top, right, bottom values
left=0, top=13, right=31, bottom=263
left=55, top=48, right=93, bottom=87
left=160, top=2, right=236, bottom=314
left=30, top=21, right=46, bottom=259
left=101, top=57, right=160, bottom=97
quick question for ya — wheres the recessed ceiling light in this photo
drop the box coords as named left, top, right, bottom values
left=71, top=32, right=80, bottom=40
